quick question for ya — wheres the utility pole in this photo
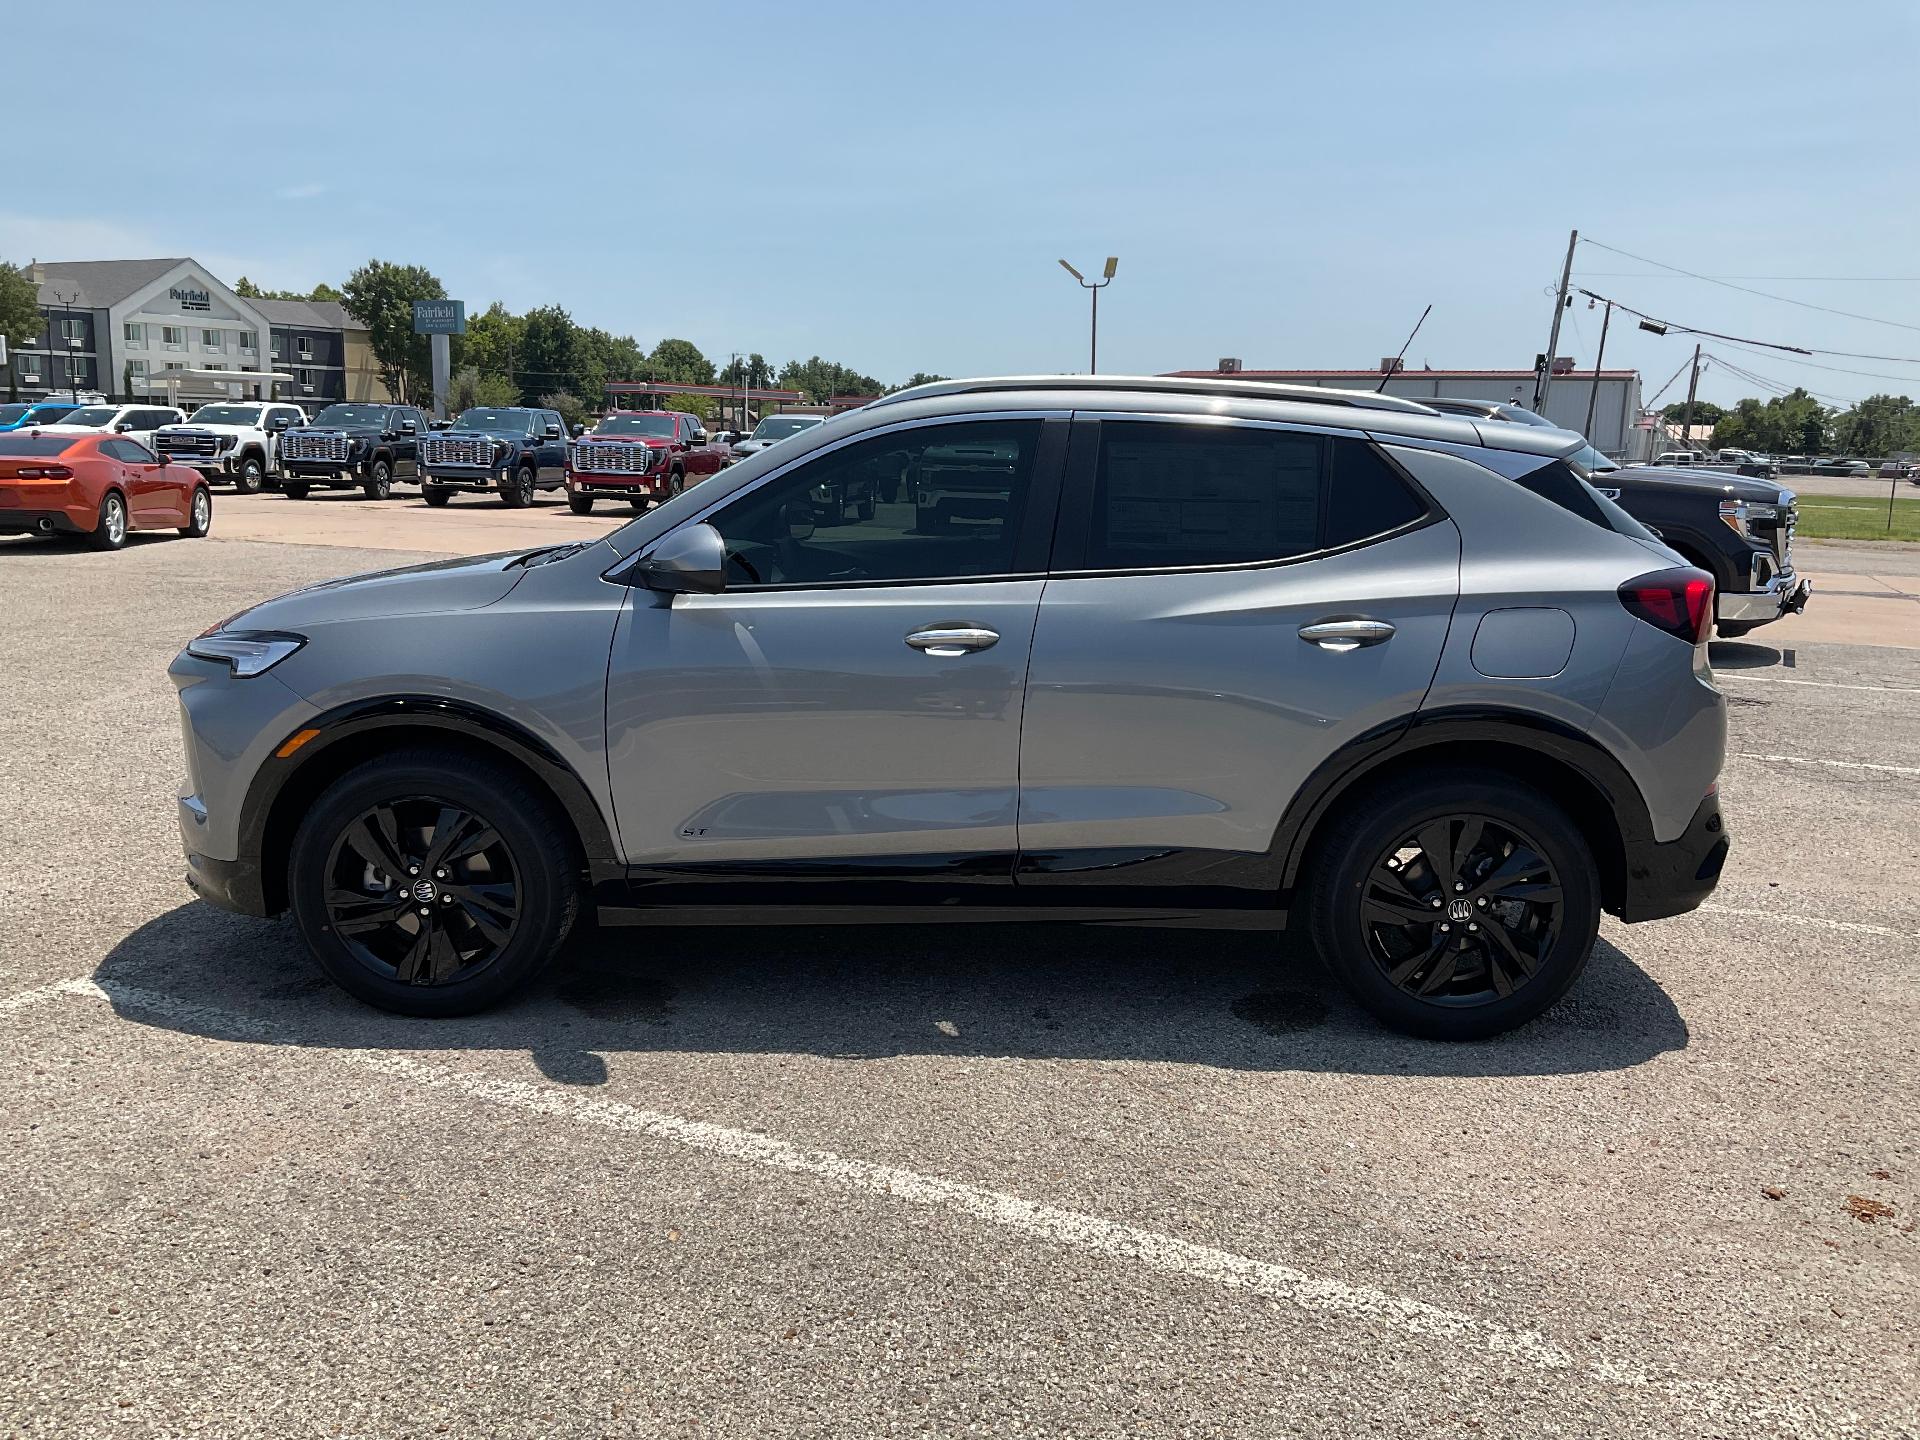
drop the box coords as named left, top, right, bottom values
left=1680, top=344, right=1703, bottom=454
left=1583, top=300, right=1613, bottom=443
left=1534, top=229, right=1577, bottom=412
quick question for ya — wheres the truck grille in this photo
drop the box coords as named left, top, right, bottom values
left=155, top=432, right=219, bottom=458
left=421, top=436, right=494, bottom=467
left=573, top=443, right=653, bottom=474
left=284, top=434, right=349, bottom=462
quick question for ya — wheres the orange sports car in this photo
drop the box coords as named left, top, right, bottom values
left=0, top=429, right=212, bottom=551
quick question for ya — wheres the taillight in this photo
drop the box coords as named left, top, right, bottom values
left=13, top=465, right=74, bottom=480
left=1619, top=566, right=1715, bottom=645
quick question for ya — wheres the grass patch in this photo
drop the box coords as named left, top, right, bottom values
left=1793, top=492, right=1920, bottom=541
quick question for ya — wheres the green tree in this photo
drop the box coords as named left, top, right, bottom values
left=235, top=275, right=344, bottom=302
left=646, top=338, right=714, bottom=384
left=517, top=305, right=582, bottom=406
left=340, top=259, right=450, bottom=404
left=1831, top=393, right=1920, bottom=456
left=777, top=355, right=885, bottom=404
left=1659, top=400, right=1724, bottom=427
left=539, top=390, right=594, bottom=429
left=446, top=366, right=522, bottom=413
left=896, top=372, right=951, bottom=391
left=462, top=302, right=525, bottom=382
left=1709, top=389, right=1830, bottom=455
left=0, top=260, right=44, bottom=402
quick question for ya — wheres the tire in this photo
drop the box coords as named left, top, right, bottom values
left=235, top=455, right=265, bottom=494
left=567, top=493, right=594, bottom=515
left=179, top=485, right=212, bottom=538
left=89, top=491, right=129, bottom=551
left=629, top=497, right=649, bottom=511
left=917, top=505, right=949, bottom=534
left=1305, top=770, right=1600, bottom=1040
left=668, top=469, right=685, bottom=499
left=500, top=463, right=536, bottom=508
left=1715, top=621, right=1759, bottom=640
left=422, top=485, right=453, bottom=508
left=857, top=491, right=875, bottom=522
left=363, top=458, right=394, bottom=500
left=287, top=749, right=581, bottom=1017
left=284, top=482, right=310, bottom=500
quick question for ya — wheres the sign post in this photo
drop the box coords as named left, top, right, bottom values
left=411, top=300, right=466, bottom=421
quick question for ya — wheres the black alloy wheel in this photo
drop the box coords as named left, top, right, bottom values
left=321, top=798, right=520, bottom=988
left=289, top=750, right=580, bottom=1015
left=1359, top=814, right=1562, bottom=1005
left=364, top=459, right=394, bottom=500
left=500, top=463, right=536, bottom=508
left=1308, top=773, right=1598, bottom=1039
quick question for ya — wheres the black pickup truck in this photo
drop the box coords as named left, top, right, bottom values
left=1421, top=397, right=1812, bottom=639
left=278, top=402, right=430, bottom=500
left=417, top=405, right=572, bottom=508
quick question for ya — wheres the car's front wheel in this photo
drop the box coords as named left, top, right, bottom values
left=422, top=484, right=453, bottom=508
left=287, top=750, right=581, bottom=1016
left=1307, top=772, right=1599, bottom=1039
left=500, top=463, right=536, bottom=508
left=363, top=459, right=394, bottom=500
left=567, top=493, right=594, bottom=515
left=236, top=456, right=265, bottom=494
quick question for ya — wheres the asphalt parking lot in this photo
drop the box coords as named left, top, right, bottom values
left=1, top=508, right=1915, bottom=1437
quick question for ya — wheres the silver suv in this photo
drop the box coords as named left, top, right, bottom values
left=171, top=376, right=1729, bottom=1039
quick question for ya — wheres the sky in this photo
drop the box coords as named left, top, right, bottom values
left=7, top=0, right=1918, bottom=409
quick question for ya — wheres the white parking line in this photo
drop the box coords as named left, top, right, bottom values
left=1729, top=751, right=1920, bottom=776
left=1717, top=673, right=1920, bottom=695
left=6, top=973, right=1634, bottom=1384
left=1697, top=904, right=1918, bottom=940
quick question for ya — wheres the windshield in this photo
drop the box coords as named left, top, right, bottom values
left=752, top=416, right=821, bottom=441
left=311, top=404, right=388, bottom=427
left=186, top=405, right=262, bottom=427
left=0, top=404, right=32, bottom=426
left=455, top=407, right=529, bottom=433
left=60, top=407, right=120, bottom=428
left=593, top=414, right=676, bottom=438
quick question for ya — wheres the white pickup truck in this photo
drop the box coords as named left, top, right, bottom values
left=153, top=401, right=309, bottom=493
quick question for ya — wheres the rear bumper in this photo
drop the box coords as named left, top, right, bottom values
left=1719, top=573, right=1811, bottom=625
left=1616, top=788, right=1727, bottom=922
left=0, top=506, right=88, bottom=535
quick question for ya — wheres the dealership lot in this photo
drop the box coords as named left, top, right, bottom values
left=1, top=524, right=1914, bottom=1436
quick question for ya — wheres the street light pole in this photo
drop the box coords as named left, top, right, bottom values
left=53, top=287, right=80, bottom=400
left=1059, top=257, right=1118, bottom=373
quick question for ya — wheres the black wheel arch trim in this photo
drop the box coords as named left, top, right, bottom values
left=239, top=695, right=621, bottom=914
left=1269, top=706, right=1658, bottom=900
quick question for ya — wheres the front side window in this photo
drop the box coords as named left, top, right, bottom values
left=705, top=420, right=1041, bottom=588
left=1081, top=422, right=1427, bottom=570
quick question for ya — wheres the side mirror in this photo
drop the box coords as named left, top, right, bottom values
left=115, top=421, right=135, bottom=433
left=267, top=415, right=290, bottom=432
left=544, top=424, right=562, bottom=439
left=570, top=424, right=585, bottom=438
left=633, top=522, right=728, bottom=595
left=401, top=419, right=418, bottom=434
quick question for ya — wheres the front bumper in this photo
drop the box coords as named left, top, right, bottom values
left=423, top=465, right=511, bottom=490
left=1718, top=573, right=1812, bottom=626
left=179, top=791, right=270, bottom=915
left=568, top=472, right=671, bottom=498
left=1616, top=787, right=1728, bottom=923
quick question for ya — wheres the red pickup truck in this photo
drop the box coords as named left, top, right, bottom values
left=565, top=410, right=730, bottom=513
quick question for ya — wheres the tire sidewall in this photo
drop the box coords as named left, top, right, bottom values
left=238, top=456, right=264, bottom=493
left=93, top=491, right=128, bottom=549
left=185, top=485, right=211, bottom=536
left=1311, top=776, right=1600, bottom=1040
left=367, top=459, right=393, bottom=499
left=287, top=754, right=576, bottom=1016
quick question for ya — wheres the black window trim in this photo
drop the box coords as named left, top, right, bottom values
left=1047, top=411, right=1446, bottom=580
left=617, top=410, right=1074, bottom=594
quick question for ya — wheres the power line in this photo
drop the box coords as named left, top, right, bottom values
left=1577, top=271, right=1920, bottom=282
left=1574, top=286, right=1920, bottom=366
left=1703, top=351, right=1861, bottom=408
left=1644, top=354, right=1698, bottom=408
left=1581, top=237, right=1920, bottom=334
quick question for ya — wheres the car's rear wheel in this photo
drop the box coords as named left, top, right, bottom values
left=236, top=456, right=265, bottom=494
left=363, top=459, right=394, bottom=500
left=500, top=463, right=536, bottom=508
left=1307, top=772, right=1599, bottom=1039
left=288, top=750, right=580, bottom=1017
left=179, top=485, right=212, bottom=538
left=567, top=493, right=594, bottom=515
left=422, top=484, right=453, bottom=508
left=89, top=491, right=129, bottom=551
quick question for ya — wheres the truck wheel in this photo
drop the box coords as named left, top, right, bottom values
left=422, top=485, right=453, bottom=508
left=286, top=748, right=581, bottom=1017
left=1306, top=770, right=1599, bottom=1040
left=857, top=491, right=875, bottom=522
left=567, top=494, right=594, bottom=515
left=629, top=497, right=649, bottom=511
left=236, top=455, right=265, bottom=494
left=283, top=483, right=310, bottom=500
left=917, top=505, right=949, bottom=534
left=1715, top=621, right=1759, bottom=639
left=363, top=458, right=394, bottom=500
left=669, top=469, right=685, bottom=498
left=500, top=464, right=536, bottom=508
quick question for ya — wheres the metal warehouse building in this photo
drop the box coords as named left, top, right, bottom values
left=1164, top=367, right=1645, bottom=458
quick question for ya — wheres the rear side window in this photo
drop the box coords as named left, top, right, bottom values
left=1085, top=421, right=1428, bottom=570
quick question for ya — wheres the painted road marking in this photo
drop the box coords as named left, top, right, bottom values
left=1718, top=674, right=1920, bottom=695
left=3, top=973, right=1636, bottom=1385
left=1697, top=904, right=1918, bottom=940
left=1729, top=751, right=1920, bottom=777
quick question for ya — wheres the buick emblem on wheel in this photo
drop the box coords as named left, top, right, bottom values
left=1447, top=897, right=1473, bottom=922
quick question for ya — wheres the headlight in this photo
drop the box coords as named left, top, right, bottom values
left=1717, top=499, right=1750, bottom=538
left=217, top=435, right=237, bottom=452
left=185, top=630, right=306, bottom=677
